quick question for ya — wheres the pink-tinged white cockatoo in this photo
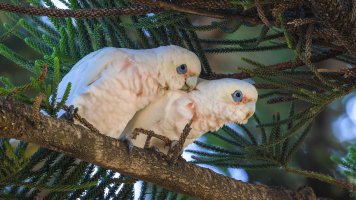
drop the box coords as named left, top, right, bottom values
left=56, top=45, right=201, bottom=148
left=120, top=78, right=258, bottom=154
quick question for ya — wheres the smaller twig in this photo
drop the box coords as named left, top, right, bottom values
left=0, top=3, right=155, bottom=18
left=156, top=0, right=261, bottom=23
left=31, top=64, right=47, bottom=123
left=62, top=105, right=101, bottom=134
left=352, top=0, right=356, bottom=23
left=314, top=40, right=346, bottom=52
left=255, top=83, right=280, bottom=89
left=327, top=27, right=355, bottom=56
left=272, top=1, right=301, bottom=18
left=285, top=166, right=356, bottom=191
left=201, top=62, right=353, bottom=82
left=302, top=24, right=336, bottom=88
left=32, top=93, right=44, bottom=122
left=167, top=120, right=193, bottom=164
left=272, top=50, right=342, bottom=71
left=255, top=0, right=272, bottom=27
left=201, top=49, right=343, bottom=81
left=144, top=135, right=152, bottom=149
left=287, top=18, right=317, bottom=27
left=158, top=1, right=226, bottom=19
left=0, top=21, right=21, bottom=42
left=267, top=96, right=295, bottom=104
left=317, top=68, right=352, bottom=73
left=39, top=64, right=47, bottom=81
left=305, top=25, right=313, bottom=61
left=200, top=72, right=250, bottom=80
left=5, top=64, right=47, bottom=100
left=132, top=128, right=172, bottom=147
left=317, top=68, right=356, bottom=78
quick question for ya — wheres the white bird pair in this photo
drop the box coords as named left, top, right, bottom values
left=56, top=45, right=258, bottom=156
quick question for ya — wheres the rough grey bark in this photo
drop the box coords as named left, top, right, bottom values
left=0, top=99, right=318, bottom=200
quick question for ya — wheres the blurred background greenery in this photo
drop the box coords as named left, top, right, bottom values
left=187, top=18, right=355, bottom=200
left=0, top=2, right=355, bottom=199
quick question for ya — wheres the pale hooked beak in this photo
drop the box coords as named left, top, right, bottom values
left=182, top=76, right=198, bottom=91
left=242, top=101, right=256, bottom=122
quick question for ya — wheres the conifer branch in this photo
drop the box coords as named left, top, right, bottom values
left=155, top=1, right=260, bottom=24
left=0, top=1, right=259, bottom=24
left=284, top=167, right=356, bottom=191
left=201, top=49, right=347, bottom=80
left=0, top=99, right=320, bottom=200
left=0, top=3, right=155, bottom=18
left=255, top=0, right=272, bottom=27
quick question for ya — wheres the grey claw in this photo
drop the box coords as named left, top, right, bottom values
left=145, top=146, right=160, bottom=152
left=145, top=146, right=167, bottom=158
left=168, top=140, right=179, bottom=156
left=119, top=135, right=134, bottom=154
left=170, top=140, right=178, bottom=149
left=59, top=105, right=78, bottom=123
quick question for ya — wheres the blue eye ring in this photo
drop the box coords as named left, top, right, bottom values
left=232, top=90, right=243, bottom=102
left=176, top=64, right=187, bottom=74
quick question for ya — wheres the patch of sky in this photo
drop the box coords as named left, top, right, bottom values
left=332, top=94, right=356, bottom=142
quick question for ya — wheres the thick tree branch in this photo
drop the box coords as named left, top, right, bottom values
left=0, top=99, right=318, bottom=200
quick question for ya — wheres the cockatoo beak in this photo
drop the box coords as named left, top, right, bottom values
left=182, top=76, right=198, bottom=91
left=244, top=101, right=256, bottom=121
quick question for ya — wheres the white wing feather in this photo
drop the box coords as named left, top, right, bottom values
left=56, top=47, right=163, bottom=138
left=56, top=47, right=128, bottom=105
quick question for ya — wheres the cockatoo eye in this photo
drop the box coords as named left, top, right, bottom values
left=176, top=64, right=187, bottom=74
left=231, top=90, right=243, bottom=102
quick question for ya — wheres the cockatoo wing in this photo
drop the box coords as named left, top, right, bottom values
left=56, top=45, right=202, bottom=140
left=56, top=47, right=128, bottom=105
left=56, top=47, right=154, bottom=138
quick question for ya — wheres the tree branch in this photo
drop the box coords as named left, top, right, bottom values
left=0, top=3, right=156, bottom=18
left=0, top=99, right=318, bottom=200
left=201, top=49, right=347, bottom=80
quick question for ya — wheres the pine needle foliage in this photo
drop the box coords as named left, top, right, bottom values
left=332, top=147, right=356, bottom=181
left=0, top=0, right=355, bottom=199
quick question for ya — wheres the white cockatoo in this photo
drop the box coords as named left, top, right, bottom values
left=56, top=45, right=201, bottom=144
left=120, top=78, right=258, bottom=154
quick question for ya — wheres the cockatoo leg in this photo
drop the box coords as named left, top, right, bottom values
left=140, top=134, right=165, bottom=156
left=167, top=140, right=185, bottom=164
left=145, top=146, right=161, bottom=153
left=168, top=140, right=184, bottom=157
left=169, top=140, right=179, bottom=152
left=59, top=105, right=78, bottom=123
left=118, top=134, right=135, bottom=153
left=167, top=121, right=193, bottom=164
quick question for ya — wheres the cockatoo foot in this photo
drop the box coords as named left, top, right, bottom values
left=59, top=105, right=78, bottom=123
left=167, top=154, right=185, bottom=166
left=145, top=146, right=160, bottom=152
left=118, top=135, right=134, bottom=154
left=145, top=146, right=167, bottom=157
left=169, top=140, right=178, bottom=149
left=167, top=140, right=185, bottom=165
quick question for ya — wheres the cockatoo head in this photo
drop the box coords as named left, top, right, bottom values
left=154, top=45, right=201, bottom=91
left=195, top=78, right=258, bottom=124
